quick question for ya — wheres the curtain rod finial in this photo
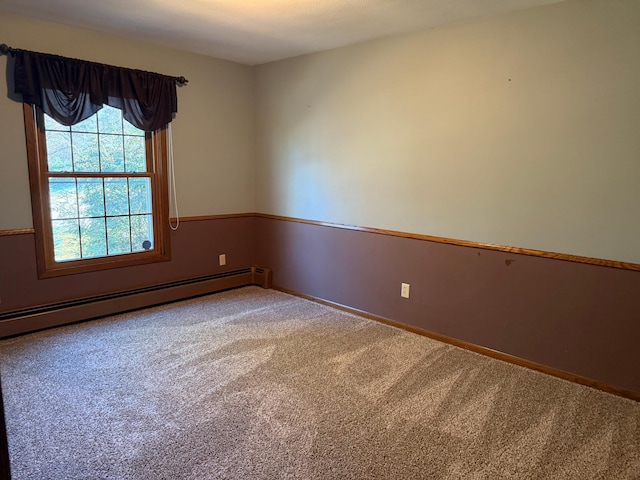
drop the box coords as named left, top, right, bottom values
left=176, top=76, right=188, bottom=85
left=0, top=44, right=11, bottom=55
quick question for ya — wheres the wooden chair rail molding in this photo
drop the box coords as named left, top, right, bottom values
left=3, top=213, right=639, bottom=271
left=0, top=228, right=35, bottom=236
left=253, top=213, right=640, bottom=272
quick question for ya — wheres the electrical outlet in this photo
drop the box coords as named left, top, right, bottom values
left=219, top=254, right=226, bottom=266
left=401, top=283, right=410, bottom=299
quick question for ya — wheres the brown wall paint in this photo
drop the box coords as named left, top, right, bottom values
left=255, top=216, right=640, bottom=394
left=0, top=217, right=256, bottom=313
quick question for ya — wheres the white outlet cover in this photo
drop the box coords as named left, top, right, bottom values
left=401, top=283, right=410, bottom=298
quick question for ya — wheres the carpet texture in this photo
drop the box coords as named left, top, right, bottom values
left=0, top=286, right=638, bottom=479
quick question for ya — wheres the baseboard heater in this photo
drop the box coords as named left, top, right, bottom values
left=0, top=266, right=272, bottom=339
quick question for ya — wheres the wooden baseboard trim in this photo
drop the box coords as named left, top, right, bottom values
left=256, top=213, right=640, bottom=272
left=275, top=287, right=640, bottom=402
left=0, top=266, right=272, bottom=338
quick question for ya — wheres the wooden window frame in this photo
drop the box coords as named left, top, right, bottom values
left=23, top=103, right=171, bottom=279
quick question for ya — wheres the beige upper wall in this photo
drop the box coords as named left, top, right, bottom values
left=3, top=1, right=640, bottom=264
left=254, top=0, right=640, bottom=264
left=0, top=11, right=255, bottom=230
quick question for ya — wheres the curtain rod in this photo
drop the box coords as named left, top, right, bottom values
left=0, top=43, right=188, bottom=85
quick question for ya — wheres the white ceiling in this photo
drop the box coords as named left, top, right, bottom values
left=0, top=0, right=565, bottom=65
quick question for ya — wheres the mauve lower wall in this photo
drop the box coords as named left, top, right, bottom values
left=0, top=217, right=256, bottom=313
left=255, top=216, right=640, bottom=394
left=3, top=214, right=639, bottom=394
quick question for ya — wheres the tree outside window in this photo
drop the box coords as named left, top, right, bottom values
left=24, top=104, right=171, bottom=278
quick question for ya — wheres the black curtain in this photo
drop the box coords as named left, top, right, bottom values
left=12, top=49, right=178, bottom=131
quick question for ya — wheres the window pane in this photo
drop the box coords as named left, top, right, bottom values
left=131, top=214, right=154, bottom=252
left=129, top=178, right=152, bottom=215
left=72, top=133, right=100, bottom=172
left=27, top=104, right=168, bottom=276
left=106, top=216, right=131, bottom=255
left=46, top=131, right=73, bottom=172
left=49, top=178, right=78, bottom=220
left=97, top=105, right=123, bottom=134
left=100, top=134, right=125, bottom=172
left=77, top=178, right=105, bottom=218
left=44, top=114, right=70, bottom=132
left=80, top=218, right=107, bottom=258
left=52, top=219, right=81, bottom=261
left=104, top=178, right=129, bottom=216
left=71, top=114, right=97, bottom=133
left=124, top=136, right=146, bottom=172
left=123, top=119, right=144, bottom=137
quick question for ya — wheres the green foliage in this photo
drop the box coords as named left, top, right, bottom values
left=98, top=106, right=123, bottom=134
left=129, top=178, right=152, bottom=215
left=131, top=215, right=153, bottom=252
left=71, top=114, right=97, bottom=133
left=73, top=133, right=100, bottom=171
left=100, top=134, right=125, bottom=172
left=77, top=178, right=105, bottom=218
left=49, top=179, right=78, bottom=219
left=124, top=136, right=146, bottom=172
left=46, top=131, right=73, bottom=172
left=80, top=218, right=107, bottom=258
left=107, top=216, right=131, bottom=255
left=51, top=219, right=81, bottom=261
left=104, top=178, right=129, bottom=216
left=44, top=106, right=154, bottom=261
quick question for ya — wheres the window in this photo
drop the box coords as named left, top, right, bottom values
left=24, top=103, right=171, bottom=278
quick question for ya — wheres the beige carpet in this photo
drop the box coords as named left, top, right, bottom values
left=0, top=286, right=638, bottom=479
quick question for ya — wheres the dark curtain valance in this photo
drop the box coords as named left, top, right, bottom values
left=12, top=49, right=179, bottom=131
